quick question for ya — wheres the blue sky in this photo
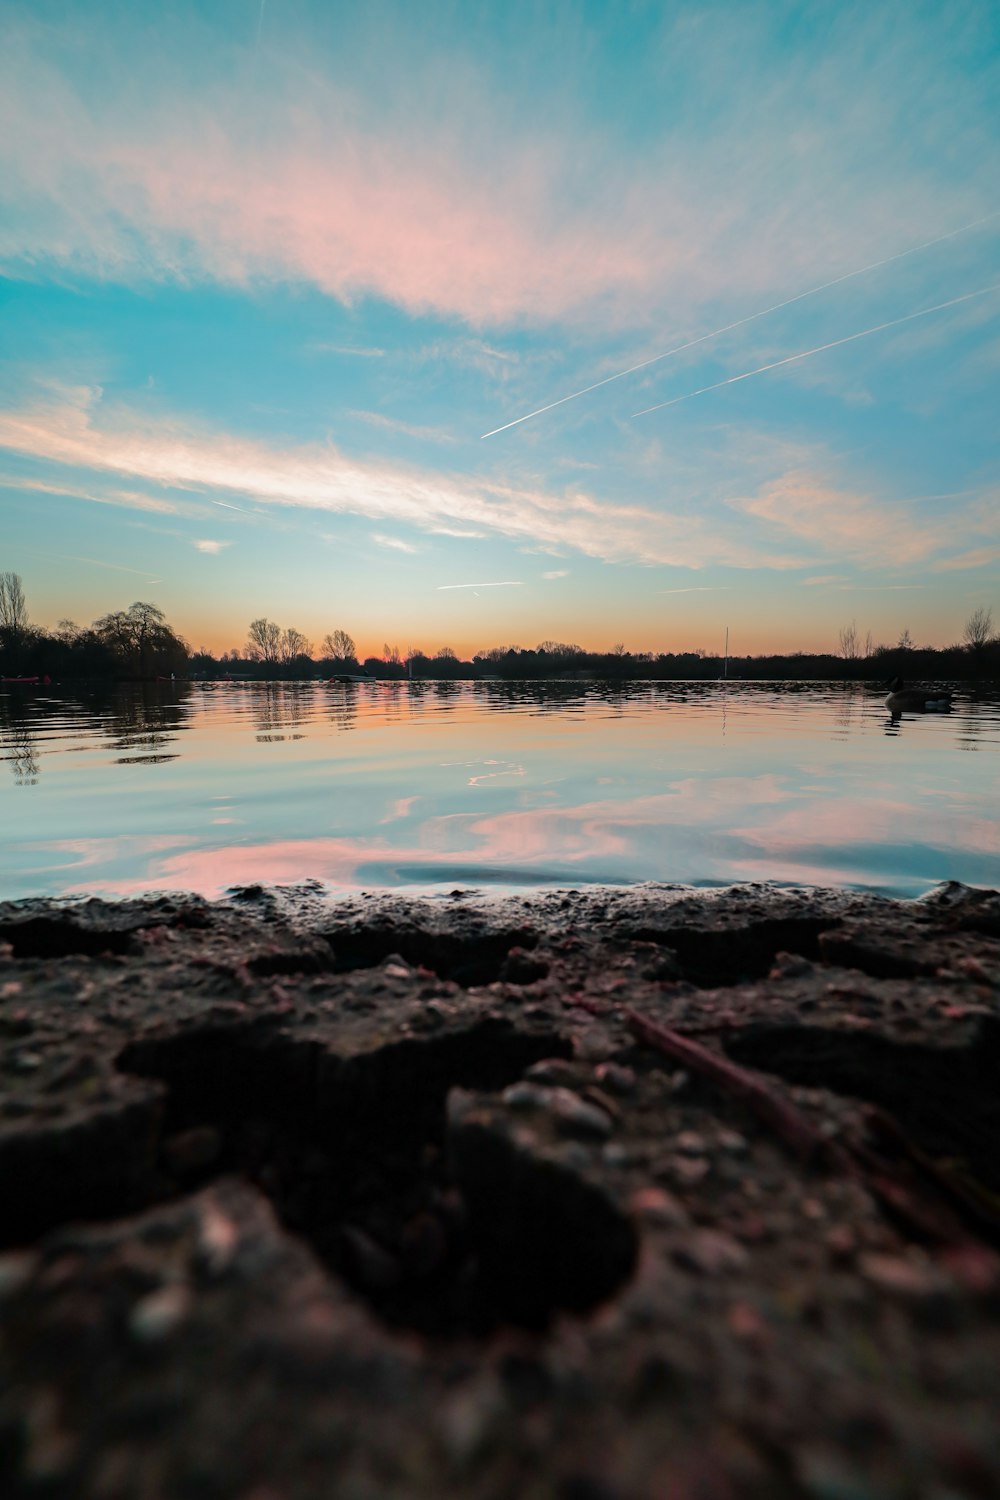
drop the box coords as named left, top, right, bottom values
left=1, top=0, right=998, bottom=658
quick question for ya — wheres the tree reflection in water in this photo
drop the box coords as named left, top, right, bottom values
left=101, top=683, right=191, bottom=764
left=0, top=697, right=40, bottom=786
left=253, top=682, right=311, bottom=743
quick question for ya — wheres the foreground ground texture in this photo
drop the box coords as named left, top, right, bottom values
left=2, top=880, right=1000, bottom=1500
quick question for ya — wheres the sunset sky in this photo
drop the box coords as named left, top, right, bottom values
left=2, top=0, right=998, bottom=660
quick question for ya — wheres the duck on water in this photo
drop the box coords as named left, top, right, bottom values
left=884, top=677, right=953, bottom=714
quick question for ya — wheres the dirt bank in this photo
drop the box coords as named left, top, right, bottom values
left=2, top=880, right=999, bottom=1499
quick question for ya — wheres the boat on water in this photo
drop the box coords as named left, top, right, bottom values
left=1, top=675, right=42, bottom=685
left=327, top=672, right=372, bottom=684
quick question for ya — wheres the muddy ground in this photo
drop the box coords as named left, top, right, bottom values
left=1, top=879, right=1000, bottom=1499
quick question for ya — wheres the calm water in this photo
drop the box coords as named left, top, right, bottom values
left=1, top=680, right=998, bottom=901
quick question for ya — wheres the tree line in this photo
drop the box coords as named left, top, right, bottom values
left=1, top=572, right=997, bottom=682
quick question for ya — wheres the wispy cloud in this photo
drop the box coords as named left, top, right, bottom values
left=800, top=575, right=848, bottom=586
left=2, top=13, right=995, bottom=332
left=0, top=384, right=819, bottom=571
left=0, top=472, right=181, bottom=515
left=193, top=539, right=230, bottom=554
left=933, top=546, right=1000, bottom=572
left=731, top=469, right=992, bottom=567
left=311, top=343, right=386, bottom=358
left=371, top=532, right=418, bottom=553
left=543, top=569, right=569, bottom=579
left=351, top=410, right=456, bottom=444
left=659, top=586, right=731, bottom=595
left=56, top=553, right=160, bottom=578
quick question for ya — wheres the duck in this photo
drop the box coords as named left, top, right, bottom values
left=884, top=677, right=953, bottom=714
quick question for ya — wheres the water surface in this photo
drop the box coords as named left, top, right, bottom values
left=2, top=680, right=998, bottom=900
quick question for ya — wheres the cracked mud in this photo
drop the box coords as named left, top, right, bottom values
left=2, top=880, right=1000, bottom=1499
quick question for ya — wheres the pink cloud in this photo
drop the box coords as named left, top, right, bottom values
left=0, top=384, right=807, bottom=571
left=732, top=469, right=988, bottom=566
left=1, top=24, right=991, bottom=331
left=0, top=51, right=662, bottom=328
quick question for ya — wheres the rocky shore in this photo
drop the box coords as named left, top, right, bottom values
left=2, top=879, right=1000, bottom=1499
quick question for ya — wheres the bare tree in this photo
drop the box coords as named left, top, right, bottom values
left=246, top=618, right=282, bottom=664
left=383, top=643, right=401, bottom=665
left=0, top=571, right=28, bottom=647
left=611, top=642, right=627, bottom=657
left=897, top=627, right=913, bottom=653
left=838, top=621, right=860, bottom=660
left=536, top=641, right=584, bottom=659
left=322, top=629, right=356, bottom=663
left=275, top=627, right=310, bottom=664
left=863, top=630, right=874, bottom=660
left=964, top=606, right=994, bottom=652
left=435, top=645, right=457, bottom=660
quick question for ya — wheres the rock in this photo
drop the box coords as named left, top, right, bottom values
left=1, top=882, right=999, bottom=1498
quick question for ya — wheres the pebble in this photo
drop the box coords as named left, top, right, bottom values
left=673, top=1229, right=749, bottom=1276
left=524, top=1058, right=580, bottom=1086
left=129, top=1284, right=191, bottom=1344
left=858, top=1253, right=950, bottom=1301
left=196, top=1203, right=239, bottom=1276
left=502, top=1081, right=553, bottom=1111
left=593, top=1062, right=636, bottom=1096
left=581, top=1085, right=621, bottom=1121
left=574, top=1028, right=616, bottom=1062
left=668, top=1155, right=711, bottom=1187
left=825, top=1225, right=857, bottom=1261
left=501, top=1083, right=614, bottom=1139
left=727, top=1300, right=769, bottom=1342
left=628, top=1187, right=690, bottom=1228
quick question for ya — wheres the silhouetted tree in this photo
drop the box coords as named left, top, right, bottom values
left=964, top=606, right=994, bottom=653
left=838, top=621, right=860, bottom=661
left=279, top=627, right=312, bottom=664
left=0, top=571, right=28, bottom=662
left=322, top=629, right=356, bottom=664
left=246, top=618, right=281, bottom=665
left=94, top=601, right=188, bottom=676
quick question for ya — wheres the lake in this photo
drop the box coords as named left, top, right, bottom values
left=1, top=680, right=998, bottom=901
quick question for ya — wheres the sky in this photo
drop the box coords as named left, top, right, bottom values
left=1, top=0, right=998, bottom=660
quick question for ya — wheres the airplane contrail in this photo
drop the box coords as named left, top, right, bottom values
left=437, top=581, right=523, bottom=590
left=632, top=282, right=1000, bottom=416
left=479, top=210, right=1000, bottom=439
